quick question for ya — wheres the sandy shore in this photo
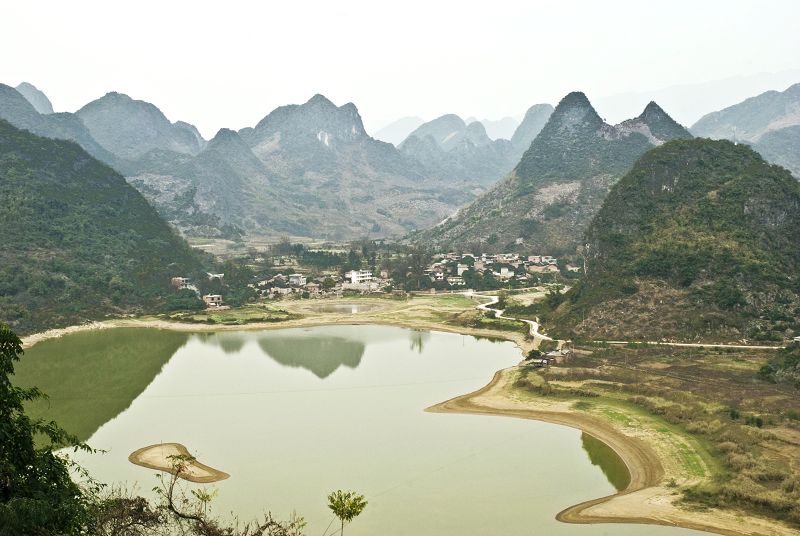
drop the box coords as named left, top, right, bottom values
left=21, top=321, right=114, bottom=348
left=428, top=368, right=799, bottom=536
left=21, top=304, right=532, bottom=353
left=129, top=443, right=229, bottom=483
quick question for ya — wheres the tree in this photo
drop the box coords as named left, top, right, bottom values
left=326, top=490, right=367, bottom=536
left=165, top=289, right=205, bottom=311
left=0, top=323, right=90, bottom=535
left=545, top=284, right=565, bottom=309
left=496, top=290, right=510, bottom=309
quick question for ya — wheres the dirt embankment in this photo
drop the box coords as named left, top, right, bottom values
left=428, top=368, right=799, bottom=536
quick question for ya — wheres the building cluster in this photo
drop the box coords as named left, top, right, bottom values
left=425, top=252, right=579, bottom=287
left=251, top=269, right=390, bottom=300
left=170, top=273, right=229, bottom=310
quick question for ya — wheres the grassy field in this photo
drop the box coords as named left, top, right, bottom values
left=163, top=303, right=300, bottom=325
left=514, top=344, right=800, bottom=526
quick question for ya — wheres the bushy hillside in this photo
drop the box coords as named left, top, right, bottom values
left=562, top=139, right=800, bottom=341
left=0, top=120, right=205, bottom=334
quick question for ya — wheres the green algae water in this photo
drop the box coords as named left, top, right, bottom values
left=16, top=325, right=702, bottom=536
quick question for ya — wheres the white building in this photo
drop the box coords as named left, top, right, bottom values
left=457, top=263, right=469, bottom=276
left=202, top=294, right=223, bottom=308
left=447, top=276, right=465, bottom=286
left=498, top=267, right=514, bottom=280
left=345, top=270, right=373, bottom=284
left=170, top=276, right=191, bottom=289
left=288, top=273, right=307, bottom=286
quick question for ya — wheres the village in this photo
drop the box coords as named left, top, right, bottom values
left=169, top=249, right=582, bottom=310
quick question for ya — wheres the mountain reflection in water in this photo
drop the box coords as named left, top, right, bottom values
left=257, top=335, right=365, bottom=378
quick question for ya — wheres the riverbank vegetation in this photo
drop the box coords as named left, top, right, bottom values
left=166, top=304, right=301, bottom=326
left=515, top=342, right=800, bottom=526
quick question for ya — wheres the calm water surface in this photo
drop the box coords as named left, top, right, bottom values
left=18, top=325, right=702, bottom=536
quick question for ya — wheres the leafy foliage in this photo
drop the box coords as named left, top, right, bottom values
left=0, top=323, right=90, bottom=535
left=326, top=490, right=367, bottom=536
left=759, top=343, right=800, bottom=387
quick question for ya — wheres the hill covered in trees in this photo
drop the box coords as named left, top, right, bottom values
left=0, top=120, right=205, bottom=334
left=559, top=139, right=800, bottom=341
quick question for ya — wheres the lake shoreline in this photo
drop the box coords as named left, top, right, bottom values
left=21, top=304, right=532, bottom=353
left=20, top=305, right=799, bottom=536
left=428, top=368, right=799, bottom=536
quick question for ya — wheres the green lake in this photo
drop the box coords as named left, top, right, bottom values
left=16, top=325, right=702, bottom=535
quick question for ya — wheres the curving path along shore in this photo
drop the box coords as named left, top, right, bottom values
left=467, top=291, right=556, bottom=349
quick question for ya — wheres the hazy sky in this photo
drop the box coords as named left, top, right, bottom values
left=3, top=0, right=799, bottom=138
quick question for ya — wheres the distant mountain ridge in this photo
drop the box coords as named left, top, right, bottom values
left=413, top=92, right=692, bottom=255
left=510, top=104, right=554, bottom=160
left=372, top=116, right=425, bottom=146
left=397, top=104, right=552, bottom=187
left=467, top=116, right=520, bottom=140
left=0, top=85, right=477, bottom=240
left=692, top=83, right=800, bottom=141
left=76, top=92, right=206, bottom=159
left=691, top=82, right=800, bottom=177
left=0, top=83, right=118, bottom=164
left=15, top=82, right=54, bottom=114
left=124, top=94, right=474, bottom=240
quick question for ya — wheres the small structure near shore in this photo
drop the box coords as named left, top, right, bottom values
left=202, top=294, right=223, bottom=308
left=521, top=358, right=549, bottom=368
left=129, top=443, right=229, bottom=483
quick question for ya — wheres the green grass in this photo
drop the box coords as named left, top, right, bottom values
left=171, top=304, right=298, bottom=325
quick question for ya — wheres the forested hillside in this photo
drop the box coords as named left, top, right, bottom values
left=0, top=120, right=205, bottom=334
